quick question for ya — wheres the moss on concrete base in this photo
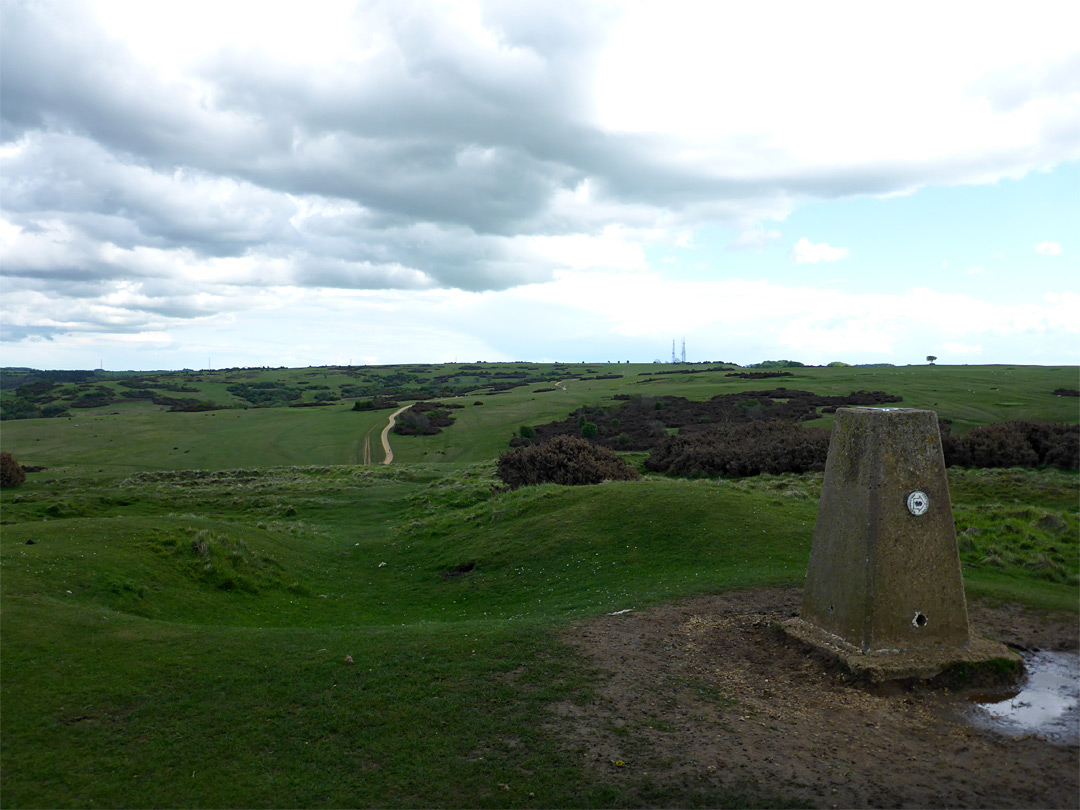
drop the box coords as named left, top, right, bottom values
left=781, top=617, right=1023, bottom=684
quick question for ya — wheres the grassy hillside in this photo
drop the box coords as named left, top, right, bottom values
left=0, top=405, right=396, bottom=480
left=3, top=362, right=1077, bottom=473
left=2, top=461, right=1076, bottom=807
left=1, top=362, right=1077, bottom=807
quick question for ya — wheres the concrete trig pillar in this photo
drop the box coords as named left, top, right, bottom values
left=784, top=407, right=1020, bottom=681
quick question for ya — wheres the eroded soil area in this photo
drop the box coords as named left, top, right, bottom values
left=551, top=588, right=1078, bottom=809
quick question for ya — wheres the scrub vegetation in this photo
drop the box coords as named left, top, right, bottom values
left=1, top=361, right=1077, bottom=807
left=497, top=435, right=640, bottom=489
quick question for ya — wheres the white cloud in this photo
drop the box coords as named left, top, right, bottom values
left=940, top=342, right=983, bottom=355
left=595, top=2, right=1080, bottom=175
left=511, top=272, right=1080, bottom=344
left=9, top=268, right=1078, bottom=368
left=525, top=226, right=647, bottom=272
left=2, top=1, right=1078, bottom=368
left=789, top=238, right=849, bottom=265
left=729, top=224, right=783, bottom=252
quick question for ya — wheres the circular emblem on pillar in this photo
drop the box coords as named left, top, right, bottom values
left=907, top=491, right=929, bottom=516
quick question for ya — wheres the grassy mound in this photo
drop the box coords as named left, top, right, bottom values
left=1, top=450, right=1076, bottom=806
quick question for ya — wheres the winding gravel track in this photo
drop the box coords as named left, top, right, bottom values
left=380, top=405, right=410, bottom=465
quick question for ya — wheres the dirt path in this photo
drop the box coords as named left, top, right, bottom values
left=549, top=587, right=1078, bottom=809
left=360, top=433, right=372, bottom=465
left=380, top=405, right=410, bottom=465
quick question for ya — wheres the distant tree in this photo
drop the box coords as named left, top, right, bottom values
left=0, top=452, right=27, bottom=488
left=580, top=422, right=598, bottom=439
left=519, top=424, right=535, bottom=439
left=927, top=355, right=937, bottom=365
left=748, top=359, right=806, bottom=369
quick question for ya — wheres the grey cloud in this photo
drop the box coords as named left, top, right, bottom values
left=292, top=257, right=434, bottom=291
left=4, top=275, right=119, bottom=299
left=2, top=0, right=1078, bottom=348
left=0, top=0, right=864, bottom=249
left=124, top=297, right=225, bottom=321
left=2, top=273, right=237, bottom=341
left=0, top=2, right=242, bottom=157
left=0, top=324, right=55, bottom=342
left=2, top=133, right=296, bottom=256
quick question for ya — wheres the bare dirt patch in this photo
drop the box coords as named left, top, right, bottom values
left=551, top=587, right=1078, bottom=809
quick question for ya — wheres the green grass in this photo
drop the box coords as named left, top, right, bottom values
left=0, top=406, right=396, bottom=478
left=1, top=362, right=1077, bottom=807
left=4, top=363, right=1077, bottom=474
left=3, top=462, right=1076, bottom=807
left=2, top=600, right=602, bottom=809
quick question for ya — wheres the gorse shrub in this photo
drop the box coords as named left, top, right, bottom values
left=352, top=396, right=399, bottom=411
left=644, top=420, right=831, bottom=478
left=393, top=401, right=462, bottom=436
left=943, top=421, right=1078, bottom=471
left=496, top=435, right=640, bottom=489
left=522, top=389, right=902, bottom=453
left=648, top=418, right=1077, bottom=480
left=0, top=451, right=27, bottom=487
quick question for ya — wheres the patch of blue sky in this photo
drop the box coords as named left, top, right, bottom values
left=655, top=163, right=1077, bottom=303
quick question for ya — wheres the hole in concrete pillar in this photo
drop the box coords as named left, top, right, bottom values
left=912, top=611, right=928, bottom=629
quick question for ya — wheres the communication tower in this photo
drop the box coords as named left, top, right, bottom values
left=671, top=340, right=676, bottom=364
left=681, top=338, right=686, bottom=364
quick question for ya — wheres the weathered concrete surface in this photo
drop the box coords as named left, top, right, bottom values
left=784, top=407, right=1019, bottom=681
left=782, top=617, right=1021, bottom=682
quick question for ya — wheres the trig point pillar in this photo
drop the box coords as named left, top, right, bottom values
left=783, top=408, right=1020, bottom=681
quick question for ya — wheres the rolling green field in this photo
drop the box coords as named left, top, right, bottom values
left=3, top=362, right=1078, bottom=473
left=1, top=362, right=1077, bottom=807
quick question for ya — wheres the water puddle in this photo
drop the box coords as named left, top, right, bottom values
left=962, top=651, right=1079, bottom=745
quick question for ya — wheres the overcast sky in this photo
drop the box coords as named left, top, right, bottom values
left=2, top=0, right=1078, bottom=370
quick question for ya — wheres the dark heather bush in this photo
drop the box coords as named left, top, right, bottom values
left=0, top=451, right=27, bottom=487
left=945, top=421, right=1079, bottom=471
left=392, top=401, right=461, bottom=435
left=963, top=423, right=1039, bottom=468
left=644, top=420, right=831, bottom=478
left=523, top=389, right=901, bottom=453
left=938, top=418, right=971, bottom=467
left=496, top=434, right=640, bottom=489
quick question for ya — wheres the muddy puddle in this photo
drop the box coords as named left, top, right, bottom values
left=962, top=651, right=1080, bottom=745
